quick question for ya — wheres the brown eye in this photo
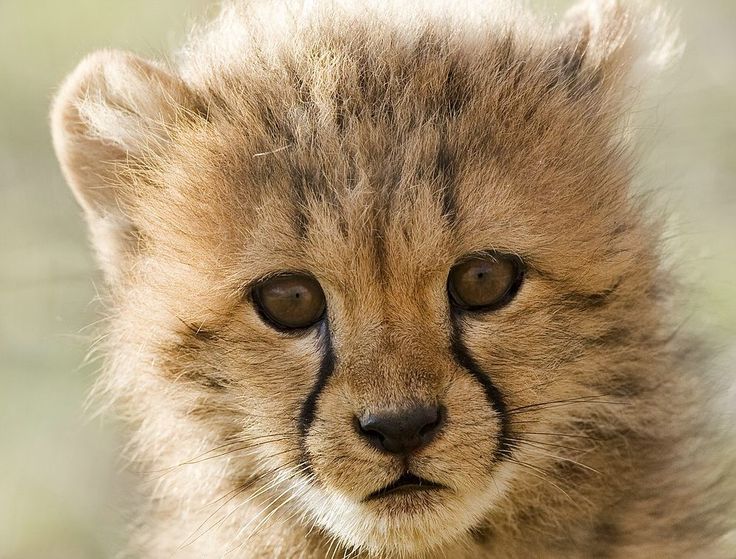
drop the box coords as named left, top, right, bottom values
left=448, top=254, right=523, bottom=311
left=253, top=274, right=326, bottom=330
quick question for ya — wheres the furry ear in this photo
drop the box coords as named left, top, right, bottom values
left=556, top=0, right=680, bottom=92
left=51, top=50, right=196, bottom=285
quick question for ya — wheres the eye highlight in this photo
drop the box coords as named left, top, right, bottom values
left=253, top=274, right=326, bottom=330
left=447, top=253, right=523, bottom=312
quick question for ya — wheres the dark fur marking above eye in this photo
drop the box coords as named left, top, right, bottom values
left=443, top=63, right=468, bottom=118
left=291, top=188, right=309, bottom=239
left=289, top=163, right=321, bottom=239
left=449, top=316, right=511, bottom=461
left=435, top=141, right=457, bottom=224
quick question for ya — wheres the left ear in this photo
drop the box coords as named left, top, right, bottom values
left=50, top=50, right=199, bottom=286
left=556, top=0, right=681, bottom=91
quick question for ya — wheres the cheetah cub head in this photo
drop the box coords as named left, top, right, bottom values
left=52, top=0, right=678, bottom=556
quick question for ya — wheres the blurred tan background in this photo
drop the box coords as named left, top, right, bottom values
left=0, top=1, right=734, bottom=558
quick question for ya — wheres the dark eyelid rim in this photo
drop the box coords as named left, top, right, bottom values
left=249, top=271, right=327, bottom=334
left=448, top=251, right=526, bottom=314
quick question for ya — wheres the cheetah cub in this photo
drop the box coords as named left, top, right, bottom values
left=51, top=0, right=735, bottom=557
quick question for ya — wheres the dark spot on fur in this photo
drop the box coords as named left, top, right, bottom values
left=590, top=518, right=621, bottom=557
left=258, top=104, right=295, bottom=143
left=289, top=162, right=327, bottom=238
left=177, top=317, right=217, bottom=342
left=203, top=86, right=231, bottom=117
left=188, top=400, right=224, bottom=421
left=444, top=62, right=468, bottom=117
left=197, top=373, right=230, bottom=391
left=564, top=279, right=621, bottom=310
left=291, top=186, right=309, bottom=239
left=189, top=325, right=217, bottom=342
left=585, top=326, right=630, bottom=348
left=334, top=95, right=348, bottom=133
left=612, top=222, right=629, bottom=237
left=435, top=141, right=457, bottom=223
left=558, top=40, right=587, bottom=87
left=493, top=35, right=516, bottom=74
left=371, top=203, right=388, bottom=282
left=469, top=522, right=494, bottom=544
left=606, top=375, right=645, bottom=398
left=585, top=290, right=616, bottom=308
left=163, top=326, right=233, bottom=392
left=174, top=366, right=231, bottom=391
left=551, top=25, right=605, bottom=100
left=162, top=346, right=231, bottom=391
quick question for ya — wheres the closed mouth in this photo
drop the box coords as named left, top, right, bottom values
left=365, top=473, right=446, bottom=501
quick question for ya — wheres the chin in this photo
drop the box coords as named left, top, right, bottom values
left=297, top=479, right=505, bottom=557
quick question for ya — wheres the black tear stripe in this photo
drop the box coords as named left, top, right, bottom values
left=298, top=320, right=336, bottom=468
left=449, top=315, right=511, bottom=462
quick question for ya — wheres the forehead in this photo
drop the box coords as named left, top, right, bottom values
left=145, top=22, right=620, bottom=290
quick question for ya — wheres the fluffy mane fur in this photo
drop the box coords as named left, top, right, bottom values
left=51, top=1, right=734, bottom=557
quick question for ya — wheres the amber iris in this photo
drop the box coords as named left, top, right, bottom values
left=448, top=254, right=522, bottom=311
left=254, top=274, right=326, bottom=329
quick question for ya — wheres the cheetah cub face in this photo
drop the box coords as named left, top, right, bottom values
left=52, top=0, right=681, bottom=556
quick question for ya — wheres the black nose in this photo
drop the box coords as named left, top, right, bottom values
left=356, top=405, right=444, bottom=455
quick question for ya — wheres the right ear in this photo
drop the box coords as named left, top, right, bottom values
left=555, top=0, right=680, bottom=94
left=51, top=50, right=197, bottom=285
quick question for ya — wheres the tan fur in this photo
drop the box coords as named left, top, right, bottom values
left=51, top=1, right=735, bottom=557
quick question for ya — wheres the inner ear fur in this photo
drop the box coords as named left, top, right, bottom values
left=51, top=49, right=197, bottom=285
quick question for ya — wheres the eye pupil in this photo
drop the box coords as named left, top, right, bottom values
left=253, top=274, right=326, bottom=330
left=448, top=254, right=523, bottom=311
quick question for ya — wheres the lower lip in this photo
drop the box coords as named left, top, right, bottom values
left=367, top=483, right=444, bottom=500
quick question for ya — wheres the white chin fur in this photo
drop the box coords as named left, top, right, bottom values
left=287, top=465, right=515, bottom=556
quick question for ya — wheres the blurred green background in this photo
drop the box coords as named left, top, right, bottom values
left=0, top=1, right=733, bottom=558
